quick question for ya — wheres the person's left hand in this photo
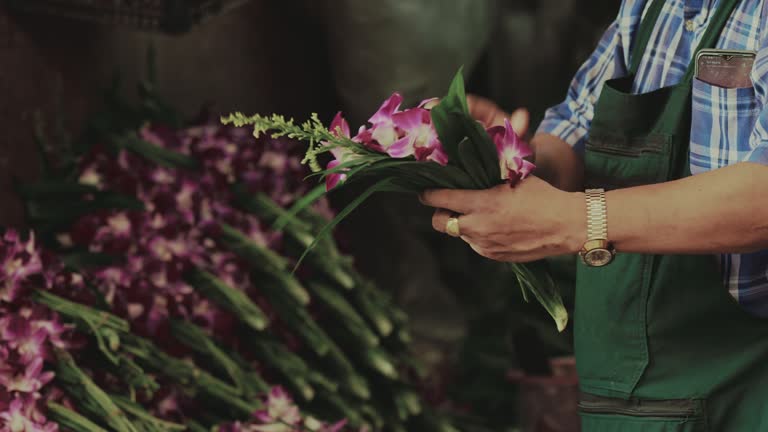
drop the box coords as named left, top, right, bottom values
left=421, top=177, right=586, bottom=263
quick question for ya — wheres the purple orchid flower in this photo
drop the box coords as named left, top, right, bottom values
left=0, top=357, right=54, bottom=394
left=253, top=386, right=301, bottom=428
left=389, top=108, right=448, bottom=165
left=325, top=112, right=354, bottom=191
left=1, top=231, right=43, bottom=303
left=354, top=93, right=403, bottom=153
left=487, top=118, right=536, bottom=185
left=0, top=397, right=57, bottom=432
left=1, top=316, right=48, bottom=364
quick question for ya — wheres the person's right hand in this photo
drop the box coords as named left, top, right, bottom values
left=467, top=94, right=529, bottom=137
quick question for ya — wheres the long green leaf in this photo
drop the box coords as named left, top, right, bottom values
left=115, top=133, right=198, bottom=170
left=275, top=183, right=327, bottom=231
left=459, top=114, right=502, bottom=185
left=293, top=177, right=395, bottom=271
left=430, top=68, right=470, bottom=164
left=457, top=138, right=490, bottom=186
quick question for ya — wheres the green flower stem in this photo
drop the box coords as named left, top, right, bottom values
left=54, top=350, right=140, bottom=432
left=186, top=420, right=209, bottom=432
left=233, top=189, right=355, bottom=290
left=109, top=395, right=186, bottom=432
left=218, top=223, right=311, bottom=305
left=247, top=336, right=315, bottom=401
left=185, top=268, right=269, bottom=332
left=169, top=319, right=268, bottom=399
left=121, top=333, right=261, bottom=416
left=112, top=352, right=160, bottom=399
left=308, top=281, right=379, bottom=347
left=46, top=402, right=109, bottom=432
left=351, top=281, right=394, bottom=338
left=322, top=344, right=370, bottom=400
left=32, top=290, right=128, bottom=364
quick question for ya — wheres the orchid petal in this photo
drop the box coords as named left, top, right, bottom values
left=386, top=136, right=414, bottom=158
left=329, top=112, right=350, bottom=138
left=392, top=108, right=429, bottom=132
left=325, top=160, right=347, bottom=191
left=418, top=97, right=440, bottom=109
left=368, top=93, right=403, bottom=125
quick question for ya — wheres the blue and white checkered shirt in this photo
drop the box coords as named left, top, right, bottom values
left=537, top=0, right=768, bottom=316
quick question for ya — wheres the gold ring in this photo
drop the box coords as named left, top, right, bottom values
left=445, top=216, right=461, bottom=237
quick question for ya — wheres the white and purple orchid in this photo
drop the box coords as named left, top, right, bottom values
left=390, top=108, right=448, bottom=165
left=218, top=386, right=349, bottom=432
left=487, top=118, right=535, bottom=186
left=324, top=112, right=354, bottom=191
left=0, top=397, right=57, bottom=432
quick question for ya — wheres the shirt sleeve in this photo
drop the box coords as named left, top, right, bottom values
left=535, top=15, right=628, bottom=154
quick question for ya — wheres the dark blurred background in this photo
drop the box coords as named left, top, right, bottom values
left=0, top=1, right=618, bottom=429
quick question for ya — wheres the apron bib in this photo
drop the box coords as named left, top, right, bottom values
left=575, top=0, right=768, bottom=430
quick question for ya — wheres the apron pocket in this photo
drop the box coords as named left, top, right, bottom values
left=584, top=133, right=673, bottom=189
left=581, top=413, right=707, bottom=432
left=579, top=393, right=707, bottom=432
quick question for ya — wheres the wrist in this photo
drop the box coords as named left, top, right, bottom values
left=563, top=191, right=588, bottom=254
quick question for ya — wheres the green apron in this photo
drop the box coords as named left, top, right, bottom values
left=576, top=0, right=768, bottom=430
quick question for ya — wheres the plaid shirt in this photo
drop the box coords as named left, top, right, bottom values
left=537, top=0, right=768, bottom=316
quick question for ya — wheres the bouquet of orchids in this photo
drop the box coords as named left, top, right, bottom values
left=223, top=70, right=568, bottom=331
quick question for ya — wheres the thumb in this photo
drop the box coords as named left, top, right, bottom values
left=509, top=108, right=530, bottom=137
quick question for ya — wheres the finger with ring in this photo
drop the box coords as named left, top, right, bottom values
left=445, top=216, right=461, bottom=237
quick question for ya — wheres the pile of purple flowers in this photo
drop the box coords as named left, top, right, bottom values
left=0, top=231, right=68, bottom=432
left=0, top=122, right=357, bottom=431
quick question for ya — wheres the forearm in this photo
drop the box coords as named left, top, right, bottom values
left=598, top=163, right=768, bottom=254
left=530, top=133, right=584, bottom=192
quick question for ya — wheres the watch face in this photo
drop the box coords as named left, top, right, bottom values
left=584, top=248, right=614, bottom=267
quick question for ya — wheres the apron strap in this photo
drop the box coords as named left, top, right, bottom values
left=629, top=0, right=667, bottom=75
left=629, top=0, right=741, bottom=82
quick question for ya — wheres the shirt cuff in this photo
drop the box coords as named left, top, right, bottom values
left=535, top=107, right=589, bottom=154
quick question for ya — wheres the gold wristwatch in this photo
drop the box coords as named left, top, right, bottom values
left=579, top=188, right=616, bottom=267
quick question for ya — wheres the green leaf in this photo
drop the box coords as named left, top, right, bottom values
left=16, top=181, right=99, bottom=200
left=430, top=68, right=470, bottom=165
left=275, top=183, right=328, bottom=231
left=459, top=114, right=502, bottom=185
left=293, top=177, right=395, bottom=271
left=508, top=262, right=568, bottom=332
left=458, top=137, right=490, bottom=186
left=113, top=133, right=198, bottom=170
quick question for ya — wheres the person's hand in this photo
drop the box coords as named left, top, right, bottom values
left=467, top=94, right=530, bottom=136
left=420, top=177, right=586, bottom=263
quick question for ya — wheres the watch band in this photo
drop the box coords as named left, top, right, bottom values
left=585, top=188, right=608, bottom=240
